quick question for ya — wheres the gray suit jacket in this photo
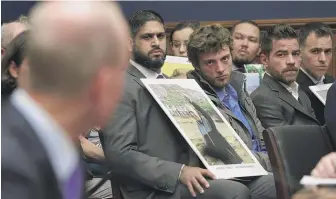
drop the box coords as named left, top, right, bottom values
left=104, top=64, right=193, bottom=199
left=1, top=100, right=63, bottom=199
left=251, top=74, right=320, bottom=129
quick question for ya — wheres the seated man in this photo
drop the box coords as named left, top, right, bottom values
left=251, top=24, right=320, bottom=128
left=104, top=10, right=276, bottom=199
left=186, top=24, right=271, bottom=171
left=297, top=22, right=334, bottom=125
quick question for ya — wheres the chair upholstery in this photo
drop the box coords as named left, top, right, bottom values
left=263, top=125, right=333, bottom=199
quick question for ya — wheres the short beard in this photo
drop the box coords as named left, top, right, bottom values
left=133, top=47, right=166, bottom=72
left=233, top=57, right=253, bottom=66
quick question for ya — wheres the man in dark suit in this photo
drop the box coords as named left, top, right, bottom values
left=1, top=2, right=129, bottom=199
left=296, top=22, right=335, bottom=124
left=104, top=10, right=275, bottom=199
left=251, top=24, right=320, bottom=128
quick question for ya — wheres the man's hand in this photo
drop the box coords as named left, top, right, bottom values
left=179, top=166, right=216, bottom=197
left=311, top=152, right=336, bottom=178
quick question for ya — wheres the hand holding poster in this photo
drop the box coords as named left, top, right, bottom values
left=142, top=79, right=267, bottom=179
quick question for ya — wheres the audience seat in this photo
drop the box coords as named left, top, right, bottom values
left=263, top=125, right=333, bottom=199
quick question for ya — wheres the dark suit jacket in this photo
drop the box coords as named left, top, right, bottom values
left=1, top=100, right=86, bottom=199
left=104, top=64, right=194, bottom=199
left=251, top=74, right=320, bottom=129
left=296, top=70, right=334, bottom=125
left=325, top=82, right=336, bottom=148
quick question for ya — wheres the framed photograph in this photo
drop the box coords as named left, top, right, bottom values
left=142, top=79, right=267, bottom=179
left=309, top=83, right=333, bottom=105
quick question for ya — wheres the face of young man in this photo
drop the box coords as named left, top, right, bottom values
left=198, top=46, right=232, bottom=89
left=171, top=27, right=194, bottom=57
left=132, top=20, right=167, bottom=72
left=301, top=32, right=333, bottom=80
left=261, top=39, right=301, bottom=85
left=231, top=23, right=261, bottom=65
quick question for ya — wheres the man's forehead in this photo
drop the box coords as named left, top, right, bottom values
left=233, top=23, right=260, bottom=37
left=200, top=47, right=231, bottom=60
left=138, top=21, right=165, bottom=34
left=272, top=39, right=299, bottom=50
left=305, top=32, right=332, bottom=48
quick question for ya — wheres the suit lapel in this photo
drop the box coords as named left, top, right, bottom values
left=127, top=63, right=147, bottom=89
left=263, top=74, right=314, bottom=118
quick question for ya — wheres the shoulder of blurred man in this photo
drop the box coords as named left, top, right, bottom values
left=1, top=101, right=62, bottom=199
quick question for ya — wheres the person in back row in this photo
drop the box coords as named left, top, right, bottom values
left=251, top=24, right=319, bottom=128
left=296, top=22, right=334, bottom=125
left=170, top=21, right=200, bottom=57
left=104, top=10, right=275, bottom=199
left=231, top=20, right=261, bottom=73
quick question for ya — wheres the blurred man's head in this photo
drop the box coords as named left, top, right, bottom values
left=187, top=24, right=233, bottom=89
left=260, top=24, right=301, bottom=85
left=231, top=20, right=261, bottom=66
left=25, top=1, right=130, bottom=133
left=129, top=10, right=166, bottom=72
left=1, top=21, right=28, bottom=55
left=170, top=21, right=200, bottom=57
left=299, top=22, right=333, bottom=80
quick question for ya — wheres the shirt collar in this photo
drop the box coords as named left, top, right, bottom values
left=300, top=68, right=325, bottom=85
left=10, top=89, right=79, bottom=185
left=130, top=59, right=164, bottom=79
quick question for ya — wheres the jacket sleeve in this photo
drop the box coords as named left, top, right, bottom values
left=103, top=89, right=183, bottom=194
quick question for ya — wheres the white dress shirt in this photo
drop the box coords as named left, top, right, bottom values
left=11, top=89, right=79, bottom=187
left=130, top=59, right=165, bottom=79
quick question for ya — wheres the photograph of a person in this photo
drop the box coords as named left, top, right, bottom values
left=186, top=97, right=243, bottom=165
left=145, top=82, right=255, bottom=167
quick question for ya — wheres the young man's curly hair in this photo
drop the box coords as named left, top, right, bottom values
left=187, top=24, right=233, bottom=69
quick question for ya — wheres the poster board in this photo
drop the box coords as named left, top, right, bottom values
left=161, top=56, right=194, bottom=77
left=142, top=79, right=267, bottom=179
left=309, top=83, right=333, bottom=105
left=244, top=64, right=265, bottom=94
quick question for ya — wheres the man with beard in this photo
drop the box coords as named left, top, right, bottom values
left=231, top=20, right=261, bottom=73
left=296, top=22, right=334, bottom=125
left=103, top=10, right=269, bottom=199
left=251, top=24, right=319, bottom=128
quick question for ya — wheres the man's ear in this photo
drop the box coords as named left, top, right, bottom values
left=1, top=47, right=5, bottom=56
left=128, top=38, right=133, bottom=52
left=9, top=61, right=20, bottom=78
left=259, top=53, right=269, bottom=69
left=257, top=44, right=261, bottom=56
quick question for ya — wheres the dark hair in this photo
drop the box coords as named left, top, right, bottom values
left=298, top=22, right=333, bottom=47
left=187, top=24, right=232, bottom=68
left=261, top=24, right=298, bottom=55
left=231, top=20, right=261, bottom=42
left=128, top=9, right=164, bottom=38
left=170, top=21, right=200, bottom=42
left=1, top=30, right=28, bottom=97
